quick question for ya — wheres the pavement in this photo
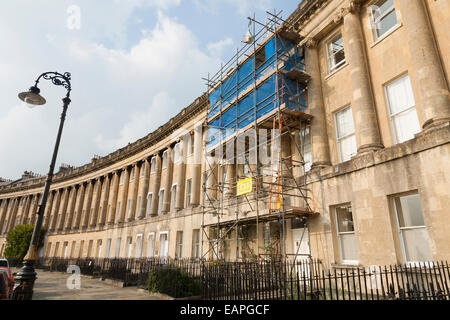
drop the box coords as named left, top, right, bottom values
left=13, top=268, right=171, bottom=300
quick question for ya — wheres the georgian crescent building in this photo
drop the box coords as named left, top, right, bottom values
left=1, top=0, right=449, bottom=269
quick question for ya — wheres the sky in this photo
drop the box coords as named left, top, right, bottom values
left=0, top=0, right=300, bottom=180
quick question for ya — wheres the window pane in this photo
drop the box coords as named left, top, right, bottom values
left=393, top=108, right=421, bottom=143
left=327, top=34, right=345, bottom=71
left=340, top=233, right=358, bottom=261
left=335, top=107, right=354, bottom=138
left=402, top=228, right=432, bottom=262
left=377, top=0, right=394, bottom=14
left=336, top=205, right=354, bottom=232
left=340, top=135, right=357, bottom=161
left=377, top=9, right=397, bottom=37
left=396, top=194, right=425, bottom=227
left=386, top=75, right=415, bottom=114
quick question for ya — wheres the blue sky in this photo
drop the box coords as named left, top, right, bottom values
left=0, top=0, right=300, bottom=179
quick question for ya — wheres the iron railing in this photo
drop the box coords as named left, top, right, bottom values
left=15, top=257, right=450, bottom=300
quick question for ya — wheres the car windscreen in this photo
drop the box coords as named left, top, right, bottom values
left=0, top=261, right=8, bottom=267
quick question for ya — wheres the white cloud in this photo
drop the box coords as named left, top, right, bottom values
left=207, top=37, right=234, bottom=58
left=193, top=0, right=272, bottom=16
left=0, top=5, right=220, bottom=179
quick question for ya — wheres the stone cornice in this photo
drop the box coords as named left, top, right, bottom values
left=285, top=0, right=330, bottom=34
left=0, top=93, right=208, bottom=196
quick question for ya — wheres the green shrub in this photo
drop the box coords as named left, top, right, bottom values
left=147, top=267, right=202, bottom=298
left=4, top=224, right=46, bottom=261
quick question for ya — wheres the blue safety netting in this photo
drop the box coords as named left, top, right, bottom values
left=206, top=34, right=306, bottom=149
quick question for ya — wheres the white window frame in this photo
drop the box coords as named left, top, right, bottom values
left=130, top=167, right=135, bottom=182
left=192, top=229, right=200, bottom=259
left=126, top=199, right=131, bottom=219
left=158, top=231, right=169, bottom=259
left=137, top=196, right=141, bottom=215
left=147, top=232, right=155, bottom=257
left=173, top=143, right=181, bottom=163
left=189, top=134, right=195, bottom=156
left=158, top=189, right=165, bottom=215
left=171, top=184, right=177, bottom=212
left=115, top=238, right=121, bottom=258
left=146, top=192, right=153, bottom=216
left=186, top=179, right=192, bottom=207
left=135, top=234, right=143, bottom=258
left=326, top=32, right=346, bottom=73
left=384, top=74, right=420, bottom=144
left=126, top=236, right=133, bottom=259
left=335, top=204, right=358, bottom=265
left=140, top=162, right=145, bottom=178
left=151, top=157, right=156, bottom=173
left=176, top=231, right=183, bottom=259
left=299, top=127, right=311, bottom=173
left=334, top=106, right=357, bottom=163
left=105, top=238, right=112, bottom=259
left=392, top=193, right=432, bottom=266
left=162, top=151, right=168, bottom=169
left=369, top=0, right=397, bottom=41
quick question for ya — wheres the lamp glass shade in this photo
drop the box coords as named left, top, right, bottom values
left=18, top=86, right=46, bottom=106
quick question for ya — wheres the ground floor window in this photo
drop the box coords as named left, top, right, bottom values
left=176, top=231, right=183, bottom=259
left=393, top=192, right=432, bottom=264
left=335, top=204, right=358, bottom=264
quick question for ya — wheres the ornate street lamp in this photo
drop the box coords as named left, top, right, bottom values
left=12, top=72, right=72, bottom=300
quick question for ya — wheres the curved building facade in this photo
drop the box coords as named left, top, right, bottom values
left=1, top=0, right=449, bottom=268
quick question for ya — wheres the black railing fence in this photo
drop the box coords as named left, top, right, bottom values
left=202, top=260, right=450, bottom=300
left=8, top=256, right=450, bottom=300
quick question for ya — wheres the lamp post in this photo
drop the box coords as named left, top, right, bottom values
left=12, top=71, right=72, bottom=300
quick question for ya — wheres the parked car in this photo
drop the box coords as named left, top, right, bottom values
left=0, top=272, right=8, bottom=300
left=0, top=267, right=14, bottom=297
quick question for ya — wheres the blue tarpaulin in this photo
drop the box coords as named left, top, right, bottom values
left=206, top=34, right=306, bottom=148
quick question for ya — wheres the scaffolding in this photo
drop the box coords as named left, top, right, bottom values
left=201, top=11, right=316, bottom=263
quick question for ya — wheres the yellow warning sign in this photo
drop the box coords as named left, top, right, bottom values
left=236, top=177, right=252, bottom=196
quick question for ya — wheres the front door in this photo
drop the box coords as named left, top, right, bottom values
left=292, top=227, right=311, bottom=276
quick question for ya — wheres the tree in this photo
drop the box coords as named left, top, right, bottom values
left=4, top=224, right=46, bottom=260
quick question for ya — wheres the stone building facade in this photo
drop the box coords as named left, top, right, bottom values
left=1, top=0, right=449, bottom=268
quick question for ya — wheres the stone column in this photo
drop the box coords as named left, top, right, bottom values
left=49, top=190, right=62, bottom=232
left=1, top=199, right=12, bottom=234
left=138, top=159, right=150, bottom=219
left=306, top=38, right=331, bottom=168
left=191, top=125, right=202, bottom=206
left=342, top=3, right=383, bottom=153
left=127, top=163, right=140, bottom=221
left=15, top=197, right=24, bottom=227
left=205, top=155, right=217, bottom=202
left=175, top=142, right=186, bottom=210
left=43, top=192, right=54, bottom=229
left=20, top=196, right=32, bottom=225
left=224, top=163, right=236, bottom=198
left=0, top=199, right=7, bottom=232
left=6, top=198, right=19, bottom=233
left=56, top=188, right=70, bottom=231
left=30, top=194, right=40, bottom=225
left=150, top=155, right=162, bottom=216
left=398, top=0, right=450, bottom=129
left=162, top=148, right=173, bottom=214
left=81, top=180, right=94, bottom=229
left=119, top=167, right=131, bottom=223
left=107, top=171, right=120, bottom=225
left=98, top=174, right=111, bottom=226
left=64, top=186, right=78, bottom=231
left=73, top=183, right=86, bottom=230
left=90, top=178, right=103, bottom=227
